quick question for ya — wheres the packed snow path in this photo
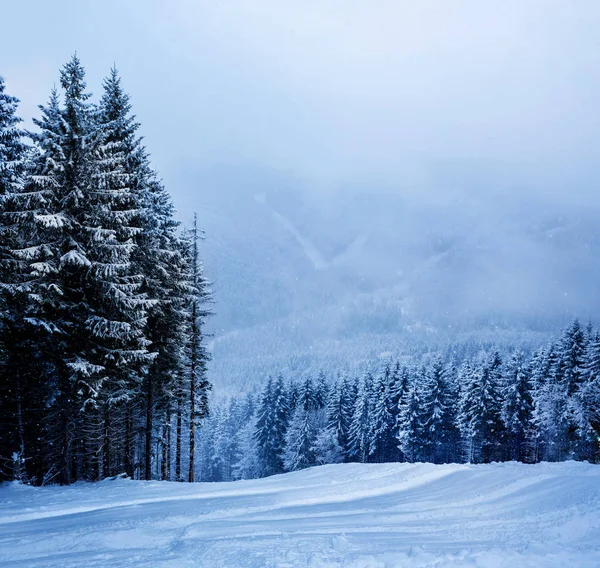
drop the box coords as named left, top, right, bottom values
left=0, top=462, right=599, bottom=567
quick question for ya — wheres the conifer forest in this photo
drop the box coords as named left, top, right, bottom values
left=1, top=58, right=599, bottom=489
left=0, top=58, right=211, bottom=485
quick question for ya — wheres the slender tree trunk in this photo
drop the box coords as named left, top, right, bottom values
left=166, top=406, right=172, bottom=480
left=103, top=405, right=110, bottom=478
left=161, top=422, right=168, bottom=481
left=175, top=397, right=182, bottom=481
left=125, top=403, right=133, bottom=478
left=60, top=408, right=70, bottom=485
left=14, top=383, right=26, bottom=482
left=144, top=376, right=153, bottom=480
left=154, top=440, right=158, bottom=477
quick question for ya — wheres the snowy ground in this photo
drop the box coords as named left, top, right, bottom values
left=0, top=462, right=599, bottom=567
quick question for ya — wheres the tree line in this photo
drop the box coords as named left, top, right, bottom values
left=0, top=57, right=211, bottom=485
left=197, top=318, right=600, bottom=481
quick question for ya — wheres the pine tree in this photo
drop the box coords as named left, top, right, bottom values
left=457, top=358, right=504, bottom=464
left=397, top=383, right=423, bottom=463
left=17, top=57, right=115, bottom=484
left=297, top=377, right=319, bottom=412
left=369, top=368, right=396, bottom=463
left=232, top=394, right=259, bottom=480
left=501, top=351, right=533, bottom=462
left=0, top=76, right=34, bottom=482
left=348, top=374, right=373, bottom=462
left=559, top=318, right=591, bottom=458
left=182, top=213, right=212, bottom=482
left=420, top=357, right=459, bottom=464
left=283, top=406, right=317, bottom=471
left=312, top=427, right=344, bottom=465
left=99, top=65, right=194, bottom=480
left=255, top=376, right=289, bottom=476
left=314, top=371, right=329, bottom=409
left=390, top=363, right=411, bottom=460
left=326, top=377, right=354, bottom=460
left=531, top=343, right=569, bottom=461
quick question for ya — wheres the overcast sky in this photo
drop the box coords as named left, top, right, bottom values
left=3, top=1, right=600, bottom=206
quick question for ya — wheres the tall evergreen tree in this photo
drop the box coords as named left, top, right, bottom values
left=369, top=367, right=396, bottom=463
left=420, top=358, right=459, bottom=464
left=457, top=358, right=504, bottom=464
left=182, top=213, right=212, bottom=482
left=348, top=374, right=374, bottom=462
left=559, top=318, right=591, bottom=458
left=326, top=377, right=354, bottom=460
left=0, top=76, right=33, bottom=482
left=17, top=57, right=120, bottom=484
left=501, top=351, right=533, bottom=462
left=283, top=406, right=317, bottom=472
left=255, top=376, right=289, bottom=477
left=397, top=383, right=423, bottom=463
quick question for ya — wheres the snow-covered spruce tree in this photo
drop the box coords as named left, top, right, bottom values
left=11, top=57, right=149, bottom=484
left=390, top=363, right=411, bottom=461
left=531, top=343, right=569, bottom=461
left=501, top=351, right=533, bottom=462
left=348, top=373, right=374, bottom=463
left=283, top=405, right=317, bottom=471
left=314, top=371, right=330, bottom=410
left=297, top=377, right=319, bottom=412
left=559, top=318, right=593, bottom=459
left=212, top=402, right=239, bottom=481
left=325, top=377, right=354, bottom=460
left=457, top=357, right=504, bottom=464
left=97, top=66, right=192, bottom=481
left=397, top=381, right=424, bottom=463
left=197, top=410, right=219, bottom=481
left=136, top=176, right=194, bottom=481
left=232, top=394, right=259, bottom=480
left=0, top=76, right=35, bottom=482
left=181, top=213, right=212, bottom=482
left=369, top=366, right=397, bottom=463
left=312, top=427, right=344, bottom=465
left=287, top=379, right=300, bottom=412
left=283, top=375, right=328, bottom=472
left=420, top=357, right=459, bottom=464
left=255, top=376, right=289, bottom=477
left=75, top=65, right=158, bottom=480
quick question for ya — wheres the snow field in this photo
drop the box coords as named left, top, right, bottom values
left=0, top=461, right=599, bottom=567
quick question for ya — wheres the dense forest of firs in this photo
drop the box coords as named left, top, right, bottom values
left=200, top=318, right=600, bottom=481
left=2, top=59, right=600, bottom=487
left=0, top=57, right=212, bottom=485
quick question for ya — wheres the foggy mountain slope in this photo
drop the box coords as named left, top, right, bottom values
left=186, top=167, right=600, bottom=392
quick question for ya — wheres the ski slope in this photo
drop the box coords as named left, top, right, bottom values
left=0, top=462, right=599, bottom=567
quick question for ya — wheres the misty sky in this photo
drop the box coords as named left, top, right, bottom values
left=3, top=1, right=600, bottom=208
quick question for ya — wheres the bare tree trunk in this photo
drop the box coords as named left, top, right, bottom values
left=175, top=397, right=182, bottom=481
left=103, top=405, right=110, bottom=478
left=14, top=383, right=26, bottom=482
left=165, top=406, right=172, bottom=481
left=125, top=403, right=134, bottom=478
left=161, top=422, right=168, bottom=481
left=144, top=376, right=153, bottom=480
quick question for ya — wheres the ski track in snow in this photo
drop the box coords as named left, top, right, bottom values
left=0, top=462, right=599, bottom=567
